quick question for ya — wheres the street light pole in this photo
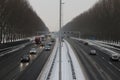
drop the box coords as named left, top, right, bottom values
left=59, top=0, right=62, bottom=80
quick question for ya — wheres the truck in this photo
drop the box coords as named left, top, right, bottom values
left=35, top=36, right=41, bottom=44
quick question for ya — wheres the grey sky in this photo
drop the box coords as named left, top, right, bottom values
left=28, top=0, right=98, bottom=31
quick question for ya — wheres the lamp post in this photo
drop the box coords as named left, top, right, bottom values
left=59, top=0, right=62, bottom=80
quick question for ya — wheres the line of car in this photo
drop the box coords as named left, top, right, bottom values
left=20, top=41, right=54, bottom=63
left=80, top=40, right=120, bottom=61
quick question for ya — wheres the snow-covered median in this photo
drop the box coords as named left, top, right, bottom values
left=65, top=40, right=86, bottom=80
left=37, top=39, right=85, bottom=80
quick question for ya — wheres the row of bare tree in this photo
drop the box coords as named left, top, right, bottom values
left=62, top=0, right=120, bottom=40
left=0, top=0, right=48, bottom=43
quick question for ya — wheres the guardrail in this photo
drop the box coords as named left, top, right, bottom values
left=37, top=39, right=58, bottom=80
left=0, top=39, right=30, bottom=53
left=46, top=47, right=58, bottom=80
left=0, top=39, right=30, bottom=49
left=0, top=41, right=31, bottom=57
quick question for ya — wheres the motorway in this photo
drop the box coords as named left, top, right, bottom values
left=0, top=40, right=55, bottom=80
left=67, top=38, right=120, bottom=80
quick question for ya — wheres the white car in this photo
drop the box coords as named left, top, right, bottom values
left=90, top=50, right=96, bottom=55
left=45, top=45, right=51, bottom=51
left=110, top=53, right=120, bottom=61
left=30, top=48, right=37, bottom=54
left=48, top=42, right=52, bottom=46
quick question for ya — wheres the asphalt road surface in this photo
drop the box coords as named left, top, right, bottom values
left=0, top=41, right=55, bottom=80
left=67, top=38, right=120, bottom=80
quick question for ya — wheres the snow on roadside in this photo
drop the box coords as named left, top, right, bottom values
left=48, top=42, right=73, bottom=80
left=61, top=42, right=73, bottom=80
left=37, top=38, right=85, bottom=80
left=48, top=40, right=86, bottom=80
left=72, top=37, right=119, bottom=56
left=65, top=40, right=86, bottom=80
left=37, top=39, right=59, bottom=80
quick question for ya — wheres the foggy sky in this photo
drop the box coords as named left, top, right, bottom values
left=28, top=0, right=98, bottom=31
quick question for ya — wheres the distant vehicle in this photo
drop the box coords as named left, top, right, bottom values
left=35, top=36, right=41, bottom=44
left=47, top=34, right=52, bottom=38
left=29, top=48, right=37, bottom=54
left=41, top=35, right=46, bottom=41
left=48, top=42, right=52, bottom=46
left=40, top=43, right=45, bottom=47
left=83, top=42, right=89, bottom=45
left=51, top=38, right=55, bottom=42
left=45, top=45, right=51, bottom=51
left=110, top=53, right=120, bottom=61
left=90, top=50, right=96, bottom=55
left=21, top=55, right=30, bottom=63
left=67, top=36, right=69, bottom=38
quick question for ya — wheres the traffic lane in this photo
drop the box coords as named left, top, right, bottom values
left=0, top=40, right=31, bottom=53
left=73, top=39, right=120, bottom=80
left=17, top=43, right=55, bottom=80
left=67, top=39, right=106, bottom=80
left=78, top=39, right=120, bottom=70
left=0, top=43, right=39, bottom=80
left=0, top=43, right=35, bottom=80
left=92, top=41, right=120, bottom=55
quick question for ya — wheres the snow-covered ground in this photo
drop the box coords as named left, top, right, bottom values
left=37, top=39, right=85, bottom=80
left=37, top=39, right=59, bottom=80
left=49, top=42, right=73, bottom=80
left=65, top=40, right=86, bottom=80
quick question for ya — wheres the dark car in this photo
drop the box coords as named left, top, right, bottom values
left=21, top=55, right=30, bottom=63
left=83, top=42, right=89, bottom=45
left=40, top=43, right=45, bottom=47
left=51, top=39, right=55, bottom=42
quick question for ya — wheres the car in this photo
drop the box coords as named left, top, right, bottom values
left=62, top=39, right=64, bottom=42
left=21, top=55, right=30, bottom=63
left=90, top=50, right=96, bottom=55
left=83, top=42, right=89, bottom=45
left=45, top=45, right=51, bottom=51
left=51, top=39, right=55, bottom=42
left=110, top=53, right=120, bottom=61
left=48, top=42, right=52, bottom=46
left=40, top=43, right=45, bottom=47
left=29, top=48, right=37, bottom=54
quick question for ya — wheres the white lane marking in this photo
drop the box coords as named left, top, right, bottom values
left=108, top=62, right=120, bottom=71
left=0, top=42, right=31, bottom=57
left=72, top=38, right=120, bottom=78
left=102, top=57, right=105, bottom=59
left=96, top=56, right=120, bottom=79
left=78, top=46, right=109, bottom=80
left=108, top=62, right=112, bottom=65
left=0, top=45, right=25, bottom=57
left=101, top=56, right=120, bottom=71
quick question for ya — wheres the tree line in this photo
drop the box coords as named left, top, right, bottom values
left=0, top=0, right=48, bottom=43
left=62, top=0, right=120, bottom=41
